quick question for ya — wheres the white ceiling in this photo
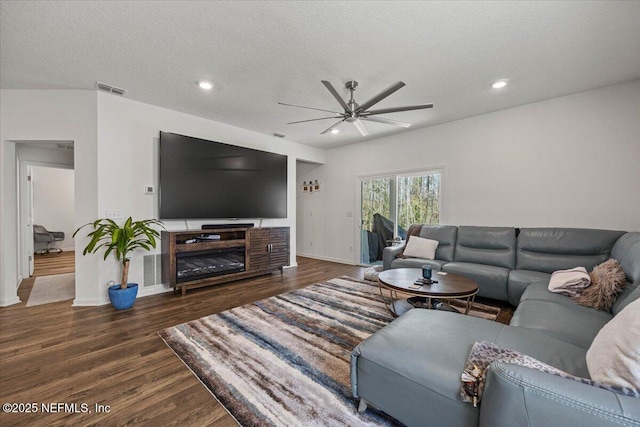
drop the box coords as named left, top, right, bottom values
left=2, top=1, right=640, bottom=148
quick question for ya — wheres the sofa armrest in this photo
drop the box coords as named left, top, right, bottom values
left=382, top=244, right=405, bottom=270
left=480, top=362, right=640, bottom=427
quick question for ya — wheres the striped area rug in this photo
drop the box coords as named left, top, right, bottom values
left=159, top=277, right=501, bottom=426
left=159, top=277, right=399, bottom=426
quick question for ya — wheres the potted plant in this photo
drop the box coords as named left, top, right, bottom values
left=73, top=217, right=165, bottom=310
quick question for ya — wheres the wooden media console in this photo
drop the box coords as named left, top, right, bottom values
left=161, top=226, right=290, bottom=295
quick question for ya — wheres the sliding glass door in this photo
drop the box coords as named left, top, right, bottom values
left=359, top=170, right=441, bottom=265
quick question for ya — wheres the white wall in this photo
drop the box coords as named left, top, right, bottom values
left=95, top=93, right=325, bottom=303
left=1, top=89, right=325, bottom=306
left=32, top=166, right=75, bottom=251
left=1, top=90, right=98, bottom=307
left=298, top=80, right=640, bottom=265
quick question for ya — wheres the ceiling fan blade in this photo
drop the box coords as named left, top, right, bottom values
left=361, top=116, right=412, bottom=128
left=320, top=120, right=345, bottom=135
left=321, top=80, right=351, bottom=113
left=365, top=104, right=433, bottom=116
left=356, top=81, right=406, bottom=113
left=286, top=116, right=341, bottom=125
left=353, top=119, right=369, bottom=136
left=278, top=102, right=341, bottom=114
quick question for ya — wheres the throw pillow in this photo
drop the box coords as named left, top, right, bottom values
left=402, top=236, right=439, bottom=260
left=574, top=259, right=627, bottom=311
left=586, top=297, right=640, bottom=393
left=547, top=267, right=591, bottom=297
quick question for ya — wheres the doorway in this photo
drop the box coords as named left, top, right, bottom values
left=359, top=169, right=442, bottom=265
left=17, top=142, right=75, bottom=282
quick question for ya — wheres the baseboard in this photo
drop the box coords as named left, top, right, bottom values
left=296, top=252, right=356, bottom=266
left=0, top=296, right=22, bottom=307
left=72, top=298, right=102, bottom=306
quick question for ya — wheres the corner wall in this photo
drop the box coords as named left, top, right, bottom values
left=1, top=89, right=325, bottom=306
left=298, top=80, right=640, bottom=264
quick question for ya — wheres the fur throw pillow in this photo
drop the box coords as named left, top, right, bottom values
left=574, top=259, right=627, bottom=311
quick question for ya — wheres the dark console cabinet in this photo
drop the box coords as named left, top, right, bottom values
left=162, top=226, right=290, bottom=295
left=248, top=227, right=290, bottom=273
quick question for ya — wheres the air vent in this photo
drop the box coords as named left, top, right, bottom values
left=272, top=132, right=286, bottom=138
left=96, top=81, right=127, bottom=96
left=143, top=254, right=163, bottom=287
left=56, top=143, right=74, bottom=151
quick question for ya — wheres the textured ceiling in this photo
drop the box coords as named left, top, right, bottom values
left=2, top=1, right=640, bottom=148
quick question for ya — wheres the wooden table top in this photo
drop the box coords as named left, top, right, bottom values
left=377, top=268, right=478, bottom=298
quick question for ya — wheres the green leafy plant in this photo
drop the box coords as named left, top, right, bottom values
left=73, top=217, right=165, bottom=289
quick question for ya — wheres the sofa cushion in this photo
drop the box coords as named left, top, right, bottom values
left=352, top=310, right=504, bottom=427
left=611, top=231, right=640, bottom=283
left=509, top=298, right=612, bottom=349
left=516, top=228, right=625, bottom=273
left=611, top=282, right=640, bottom=315
left=507, top=270, right=551, bottom=306
left=453, top=226, right=516, bottom=269
left=418, top=225, right=458, bottom=262
left=390, top=257, right=447, bottom=271
left=402, top=235, right=438, bottom=259
left=351, top=309, right=589, bottom=427
left=586, top=298, right=640, bottom=393
left=442, top=262, right=510, bottom=301
left=519, top=281, right=579, bottom=308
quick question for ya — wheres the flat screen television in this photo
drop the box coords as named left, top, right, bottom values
left=159, top=132, right=287, bottom=220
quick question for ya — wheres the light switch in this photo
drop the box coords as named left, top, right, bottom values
left=106, top=210, right=124, bottom=220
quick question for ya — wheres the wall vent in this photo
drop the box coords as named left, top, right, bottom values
left=272, top=132, right=286, bottom=138
left=143, top=254, right=162, bottom=287
left=96, top=81, right=127, bottom=96
left=56, top=143, right=74, bottom=151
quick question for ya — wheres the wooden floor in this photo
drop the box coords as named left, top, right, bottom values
left=32, top=250, right=75, bottom=277
left=1, top=257, right=513, bottom=426
left=1, top=257, right=368, bottom=426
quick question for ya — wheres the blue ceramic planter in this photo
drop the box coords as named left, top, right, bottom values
left=108, top=283, right=138, bottom=310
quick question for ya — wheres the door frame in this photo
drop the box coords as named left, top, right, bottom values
left=355, top=166, right=445, bottom=266
left=18, top=159, right=74, bottom=279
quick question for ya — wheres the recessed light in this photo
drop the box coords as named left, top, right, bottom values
left=330, top=129, right=340, bottom=134
left=198, top=81, right=213, bottom=90
left=491, top=80, right=508, bottom=89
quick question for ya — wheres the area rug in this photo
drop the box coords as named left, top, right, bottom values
left=26, top=272, right=75, bottom=307
left=159, top=277, right=400, bottom=427
left=159, top=276, right=502, bottom=426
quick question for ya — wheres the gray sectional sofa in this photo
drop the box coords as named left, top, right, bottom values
left=353, top=227, right=640, bottom=427
left=383, top=226, right=627, bottom=305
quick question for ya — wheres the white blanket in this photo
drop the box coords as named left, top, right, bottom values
left=548, top=266, right=591, bottom=297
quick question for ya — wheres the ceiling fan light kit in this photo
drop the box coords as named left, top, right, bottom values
left=279, top=80, right=433, bottom=137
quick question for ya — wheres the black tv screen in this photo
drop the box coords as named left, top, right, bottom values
left=159, top=132, right=287, bottom=219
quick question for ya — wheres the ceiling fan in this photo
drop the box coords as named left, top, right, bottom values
left=279, top=80, right=433, bottom=136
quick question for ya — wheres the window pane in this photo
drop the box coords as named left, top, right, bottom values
left=397, top=173, right=440, bottom=231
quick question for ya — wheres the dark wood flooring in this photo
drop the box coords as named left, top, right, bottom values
left=2, top=257, right=512, bottom=426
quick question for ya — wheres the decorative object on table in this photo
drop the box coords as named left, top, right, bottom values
left=422, top=265, right=432, bottom=279
left=73, top=217, right=164, bottom=310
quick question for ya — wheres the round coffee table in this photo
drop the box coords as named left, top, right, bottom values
left=377, top=268, right=479, bottom=316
